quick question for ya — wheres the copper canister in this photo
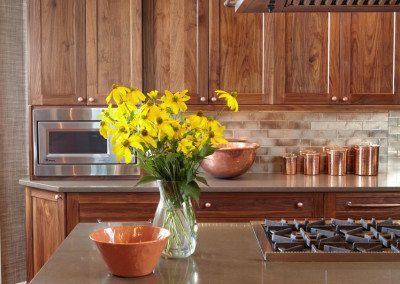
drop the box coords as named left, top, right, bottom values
left=303, top=152, right=320, bottom=175
left=326, top=146, right=348, bottom=176
left=319, top=147, right=328, bottom=174
left=283, top=154, right=297, bottom=175
left=297, top=149, right=315, bottom=174
left=354, top=144, right=380, bottom=176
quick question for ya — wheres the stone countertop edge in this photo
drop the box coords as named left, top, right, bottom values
left=19, top=172, right=400, bottom=193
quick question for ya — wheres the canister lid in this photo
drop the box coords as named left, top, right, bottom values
left=283, top=153, right=298, bottom=158
left=326, top=146, right=348, bottom=153
left=304, top=152, right=320, bottom=157
left=354, top=142, right=379, bottom=149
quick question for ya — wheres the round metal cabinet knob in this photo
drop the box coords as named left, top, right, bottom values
left=88, top=97, right=95, bottom=103
left=200, top=96, right=207, bottom=102
left=54, top=194, right=62, bottom=200
left=205, top=202, right=212, bottom=208
left=97, top=218, right=102, bottom=223
left=211, top=97, right=217, bottom=102
left=331, top=96, right=338, bottom=102
left=342, top=96, right=349, bottom=102
left=77, top=97, right=84, bottom=102
left=296, top=202, right=303, bottom=208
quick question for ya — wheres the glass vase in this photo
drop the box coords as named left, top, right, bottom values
left=153, top=180, right=198, bottom=258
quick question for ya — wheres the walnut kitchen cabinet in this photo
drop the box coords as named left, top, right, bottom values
left=86, top=0, right=142, bottom=106
left=142, top=0, right=208, bottom=105
left=271, top=13, right=340, bottom=105
left=209, top=0, right=272, bottom=105
left=339, top=13, right=400, bottom=105
left=29, top=0, right=86, bottom=105
left=25, top=188, right=66, bottom=281
left=325, top=192, right=400, bottom=219
left=29, top=0, right=142, bottom=106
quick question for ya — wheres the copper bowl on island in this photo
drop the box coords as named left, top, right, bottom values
left=201, top=142, right=259, bottom=179
left=90, top=226, right=170, bottom=277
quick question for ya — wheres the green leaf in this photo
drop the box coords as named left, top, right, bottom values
left=182, top=181, right=201, bottom=202
left=199, top=143, right=215, bottom=158
left=195, top=176, right=209, bottom=186
left=135, top=175, right=159, bottom=187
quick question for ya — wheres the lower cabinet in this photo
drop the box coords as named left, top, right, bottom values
left=25, top=187, right=400, bottom=282
left=325, top=193, right=400, bottom=219
left=25, top=188, right=66, bottom=281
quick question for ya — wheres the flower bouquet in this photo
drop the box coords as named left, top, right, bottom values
left=99, top=86, right=238, bottom=257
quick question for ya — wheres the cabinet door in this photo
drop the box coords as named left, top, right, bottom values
left=86, top=0, right=142, bottom=106
left=66, top=193, right=159, bottom=233
left=143, top=0, right=208, bottom=104
left=340, top=13, right=400, bottom=105
left=273, top=13, right=340, bottom=104
left=25, top=188, right=66, bottom=281
left=29, top=0, right=86, bottom=105
left=209, top=1, right=270, bottom=105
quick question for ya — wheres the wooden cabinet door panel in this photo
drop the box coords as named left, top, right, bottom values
left=26, top=188, right=65, bottom=281
left=143, top=0, right=208, bottom=104
left=325, top=193, right=400, bottom=219
left=66, top=193, right=159, bottom=233
left=341, top=13, right=400, bottom=104
left=209, top=0, right=270, bottom=105
left=86, top=0, right=142, bottom=105
left=273, top=13, right=339, bottom=104
left=29, top=0, right=86, bottom=105
left=196, top=193, right=323, bottom=221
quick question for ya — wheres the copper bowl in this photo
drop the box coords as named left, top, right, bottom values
left=90, top=226, right=170, bottom=277
left=201, top=142, right=259, bottom=179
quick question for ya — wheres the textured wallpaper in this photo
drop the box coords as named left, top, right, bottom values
left=0, top=0, right=27, bottom=283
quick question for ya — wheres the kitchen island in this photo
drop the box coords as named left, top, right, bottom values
left=31, top=222, right=400, bottom=284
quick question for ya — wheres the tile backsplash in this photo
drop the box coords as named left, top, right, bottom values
left=215, top=111, right=400, bottom=173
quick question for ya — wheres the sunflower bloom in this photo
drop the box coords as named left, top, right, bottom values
left=106, top=85, right=130, bottom=105
left=215, top=90, right=238, bottom=112
left=207, top=125, right=228, bottom=146
left=160, top=90, right=190, bottom=114
left=177, top=136, right=196, bottom=157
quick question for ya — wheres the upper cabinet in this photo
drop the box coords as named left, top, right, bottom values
left=272, top=13, right=339, bottom=104
left=340, top=13, right=400, bottom=105
left=209, top=0, right=271, bottom=105
left=29, top=0, right=86, bottom=105
left=29, top=0, right=142, bottom=106
left=142, top=0, right=208, bottom=105
left=28, top=0, right=399, bottom=107
left=86, top=0, right=142, bottom=106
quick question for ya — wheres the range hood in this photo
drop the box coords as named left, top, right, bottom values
left=228, top=0, right=400, bottom=13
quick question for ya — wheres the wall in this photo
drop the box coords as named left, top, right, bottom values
left=0, top=0, right=27, bottom=283
left=218, top=111, right=400, bottom=173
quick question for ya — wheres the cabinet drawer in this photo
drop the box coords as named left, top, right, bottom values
left=66, top=193, right=159, bottom=233
left=196, top=193, right=323, bottom=221
left=325, top=193, right=400, bottom=219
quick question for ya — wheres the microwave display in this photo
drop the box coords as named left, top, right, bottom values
left=49, top=131, right=107, bottom=154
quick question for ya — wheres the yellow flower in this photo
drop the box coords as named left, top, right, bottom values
left=215, top=90, right=238, bottom=112
left=112, top=134, right=141, bottom=164
left=138, top=128, right=157, bottom=148
left=126, top=88, right=146, bottom=107
left=106, top=85, right=130, bottom=105
left=138, top=100, right=162, bottom=121
left=109, top=120, right=130, bottom=145
left=154, top=112, right=175, bottom=140
left=207, top=125, right=227, bottom=146
left=169, top=120, right=183, bottom=139
left=99, top=121, right=113, bottom=139
left=147, top=90, right=159, bottom=100
left=185, top=111, right=208, bottom=130
left=177, top=136, right=196, bottom=157
left=160, top=90, right=190, bottom=114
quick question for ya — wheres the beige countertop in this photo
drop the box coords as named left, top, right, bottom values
left=30, top=222, right=400, bottom=284
left=19, top=172, right=400, bottom=193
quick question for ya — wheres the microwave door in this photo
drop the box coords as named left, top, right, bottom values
left=37, top=121, right=120, bottom=164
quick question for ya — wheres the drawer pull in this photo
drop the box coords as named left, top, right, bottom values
left=296, top=202, right=303, bottom=208
left=54, top=194, right=62, bottom=200
left=205, top=202, right=211, bottom=208
left=346, top=201, right=400, bottom=208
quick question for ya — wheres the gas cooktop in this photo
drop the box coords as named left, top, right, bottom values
left=252, top=218, right=400, bottom=262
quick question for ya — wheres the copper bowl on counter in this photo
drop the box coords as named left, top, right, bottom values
left=201, top=142, right=259, bottom=179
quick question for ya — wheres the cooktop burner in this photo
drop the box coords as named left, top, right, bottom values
left=251, top=218, right=400, bottom=262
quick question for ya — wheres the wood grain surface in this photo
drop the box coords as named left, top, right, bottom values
left=86, top=0, right=142, bottom=106
left=29, top=0, right=86, bottom=105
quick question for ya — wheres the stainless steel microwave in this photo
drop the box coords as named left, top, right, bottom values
left=33, top=108, right=140, bottom=177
